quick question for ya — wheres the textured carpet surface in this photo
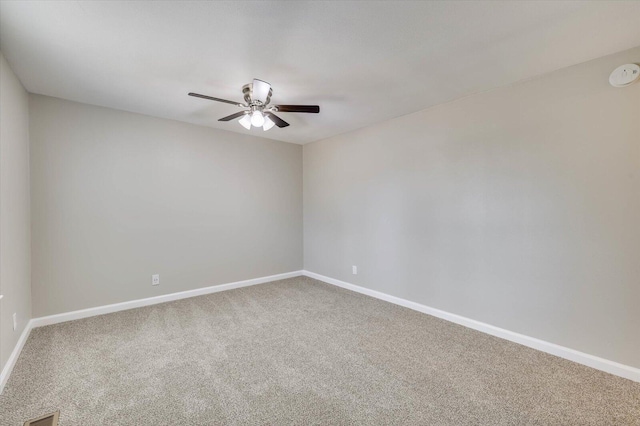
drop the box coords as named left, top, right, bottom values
left=1, top=276, right=639, bottom=425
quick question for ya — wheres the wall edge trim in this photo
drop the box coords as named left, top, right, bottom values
left=0, top=319, right=34, bottom=394
left=31, top=270, right=304, bottom=328
left=302, top=270, right=640, bottom=383
left=2, top=270, right=304, bottom=394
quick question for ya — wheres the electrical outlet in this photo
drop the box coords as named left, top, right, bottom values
left=13, top=313, right=17, bottom=331
left=352, top=265, right=358, bottom=275
left=152, top=274, right=160, bottom=286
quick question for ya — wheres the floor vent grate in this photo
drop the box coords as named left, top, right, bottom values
left=24, top=411, right=59, bottom=426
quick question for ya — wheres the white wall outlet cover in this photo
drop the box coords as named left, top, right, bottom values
left=352, top=266, right=358, bottom=275
left=152, top=274, right=160, bottom=285
left=12, top=313, right=17, bottom=331
left=609, top=64, right=640, bottom=87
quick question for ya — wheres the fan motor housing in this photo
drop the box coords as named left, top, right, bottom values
left=242, top=83, right=272, bottom=106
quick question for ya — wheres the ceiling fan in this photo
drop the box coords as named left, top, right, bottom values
left=188, top=79, right=320, bottom=131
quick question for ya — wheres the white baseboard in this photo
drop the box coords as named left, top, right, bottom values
left=32, top=270, right=303, bottom=328
left=303, top=270, right=640, bottom=383
left=2, top=270, right=303, bottom=394
left=0, top=318, right=34, bottom=394
left=4, top=269, right=637, bottom=395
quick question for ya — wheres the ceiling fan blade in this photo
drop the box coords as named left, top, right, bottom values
left=274, top=105, right=320, bottom=113
left=188, top=92, right=243, bottom=106
left=218, top=111, right=248, bottom=121
left=264, top=112, right=290, bottom=128
left=252, top=79, right=271, bottom=104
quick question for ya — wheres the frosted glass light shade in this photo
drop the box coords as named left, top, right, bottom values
left=263, top=116, right=275, bottom=131
left=239, top=114, right=252, bottom=130
left=250, top=111, right=265, bottom=127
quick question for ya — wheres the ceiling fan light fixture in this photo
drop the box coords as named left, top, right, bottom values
left=263, top=115, right=275, bottom=131
left=188, top=79, right=318, bottom=131
left=250, top=110, right=265, bottom=127
left=239, top=114, right=252, bottom=130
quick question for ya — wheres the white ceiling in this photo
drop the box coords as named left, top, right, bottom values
left=1, top=1, right=639, bottom=144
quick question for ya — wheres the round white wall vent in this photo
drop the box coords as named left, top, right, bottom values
left=609, top=64, right=640, bottom=88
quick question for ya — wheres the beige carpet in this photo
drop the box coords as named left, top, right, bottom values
left=1, top=276, right=639, bottom=425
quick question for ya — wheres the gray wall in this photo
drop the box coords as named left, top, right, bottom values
left=30, top=95, right=302, bottom=317
left=0, top=52, right=32, bottom=371
left=304, top=46, right=640, bottom=368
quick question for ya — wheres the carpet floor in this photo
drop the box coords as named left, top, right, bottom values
left=1, top=276, right=639, bottom=425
